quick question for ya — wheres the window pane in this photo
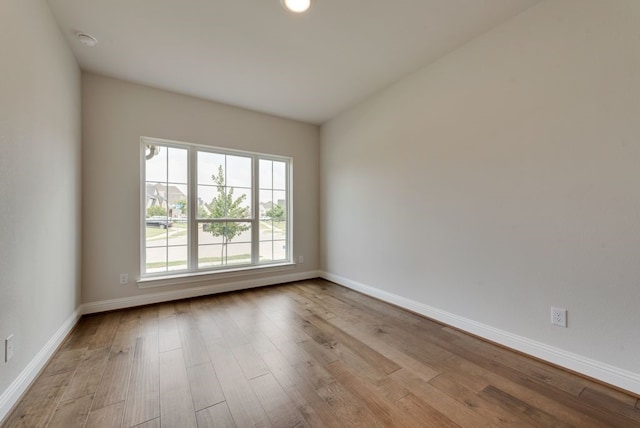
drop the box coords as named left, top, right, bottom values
left=226, top=155, right=252, bottom=187
left=198, top=244, right=223, bottom=268
left=260, top=241, right=273, bottom=262
left=197, top=185, right=224, bottom=218
left=167, top=224, right=187, bottom=247
left=273, top=221, right=286, bottom=241
left=259, top=190, right=273, bottom=219
left=142, top=140, right=291, bottom=277
left=167, top=184, right=188, bottom=219
left=226, top=187, right=251, bottom=219
left=146, top=225, right=168, bottom=248
left=221, top=222, right=251, bottom=246
left=144, top=143, right=189, bottom=275
left=260, top=219, right=273, bottom=242
left=259, top=159, right=272, bottom=189
left=198, top=222, right=251, bottom=267
left=199, top=223, right=224, bottom=244
left=273, top=196, right=286, bottom=229
left=273, top=161, right=286, bottom=190
left=232, top=223, right=252, bottom=242
left=201, top=222, right=251, bottom=247
left=168, top=147, right=188, bottom=183
left=273, top=240, right=287, bottom=260
left=145, top=182, right=170, bottom=218
left=146, top=247, right=167, bottom=273
left=198, top=152, right=224, bottom=185
left=168, top=246, right=188, bottom=271
left=146, top=145, right=167, bottom=182
left=226, top=242, right=251, bottom=265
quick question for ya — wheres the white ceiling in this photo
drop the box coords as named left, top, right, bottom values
left=46, top=0, right=540, bottom=124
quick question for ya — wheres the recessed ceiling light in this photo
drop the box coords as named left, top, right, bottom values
left=281, top=0, right=313, bottom=13
left=76, top=32, right=98, bottom=47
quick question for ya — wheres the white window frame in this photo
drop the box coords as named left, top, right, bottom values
left=139, top=136, right=293, bottom=280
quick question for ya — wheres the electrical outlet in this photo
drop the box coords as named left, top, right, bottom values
left=5, top=335, right=14, bottom=362
left=119, top=273, right=129, bottom=285
left=551, top=307, right=567, bottom=327
left=298, top=256, right=304, bottom=264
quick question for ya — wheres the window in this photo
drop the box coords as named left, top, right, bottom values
left=141, top=137, right=291, bottom=277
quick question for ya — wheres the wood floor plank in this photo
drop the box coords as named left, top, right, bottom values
left=579, top=381, right=638, bottom=407
left=271, top=340, right=335, bottom=390
left=42, top=347, right=88, bottom=376
left=89, top=311, right=123, bottom=350
left=326, top=315, right=440, bottom=383
left=158, top=348, right=197, bottom=428
left=260, top=349, right=342, bottom=428
left=249, top=373, right=306, bottom=428
left=205, top=339, right=272, bottom=428
left=306, top=313, right=400, bottom=375
left=5, top=280, right=639, bottom=428
left=391, top=367, right=498, bottom=428
left=2, top=371, right=74, bottom=428
left=315, top=380, right=380, bottom=427
left=123, top=336, right=160, bottom=427
left=85, top=401, right=125, bottom=428
left=578, top=386, right=640, bottom=423
left=453, top=330, right=588, bottom=396
left=325, top=359, right=428, bottom=427
left=92, top=310, right=141, bottom=410
left=186, top=362, right=225, bottom=412
left=158, top=315, right=181, bottom=353
left=437, top=353, right=607, bottom=427
left=62, top=346, right=110, bottom=401
left=433, top=337, right=639, bottom=426
left=478, top=384, right=573, bottom=427
left=157, top=302, right=178, bottom=318
left=190, top=301, right=224, bottom=343
left=61, top=316, right=101, bottom=351
left=208, top=307, right=251, bottom=348
left=428, top=373, right=537, bottom=427
left=195, top=402, right=236, bottom=428
left=177, top=311, right=210, bottom=368
left=132, top=418, right=160, bottom=428
left=47, top=394, right=94, bottom=428
left=231, top=343, right=270, bottom=380
left=395, top=393, right=462, bottom=428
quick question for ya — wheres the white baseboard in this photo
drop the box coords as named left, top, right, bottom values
left=81, top=270, right=321, bottom=314
left=320, top=271, right=640, bottom=396
left=0, top=309, right=81, bottom=424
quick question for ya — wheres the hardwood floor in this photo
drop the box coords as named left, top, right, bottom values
left=3, top=279, right=639, bottom=427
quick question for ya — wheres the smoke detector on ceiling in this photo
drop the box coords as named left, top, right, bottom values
left=76, top=32, right=98, bottom=47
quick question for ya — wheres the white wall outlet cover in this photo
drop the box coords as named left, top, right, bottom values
left=5, top=334, right=14, bottom=362
left=120, top=273, right=129, bottom=285
left=551, top=307, right=567, bottom=327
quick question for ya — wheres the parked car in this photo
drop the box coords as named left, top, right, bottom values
left=146, top=216, right=173, bottom=229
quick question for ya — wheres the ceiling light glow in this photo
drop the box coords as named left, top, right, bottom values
left=282, top=0, right=312, bottom=13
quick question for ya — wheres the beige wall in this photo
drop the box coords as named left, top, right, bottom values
left=321, top=0, right=640, bottom=379
left=82, top=73, right=319, bottom=304
left=0, top=0, right=81, bottom=401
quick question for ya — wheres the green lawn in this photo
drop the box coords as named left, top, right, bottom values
left=145, top=227, right=167, bottom=238
left=146, top=222, right=188, bottom=240
left=146, top=253, right=251, bottom=269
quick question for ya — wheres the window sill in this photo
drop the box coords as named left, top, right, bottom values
left=136, top=262, right=296, bottom=289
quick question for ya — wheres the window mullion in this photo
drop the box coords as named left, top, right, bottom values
left=188, top=147, right=198, bottom=270
left=251, top=155, right=259, bottom=264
